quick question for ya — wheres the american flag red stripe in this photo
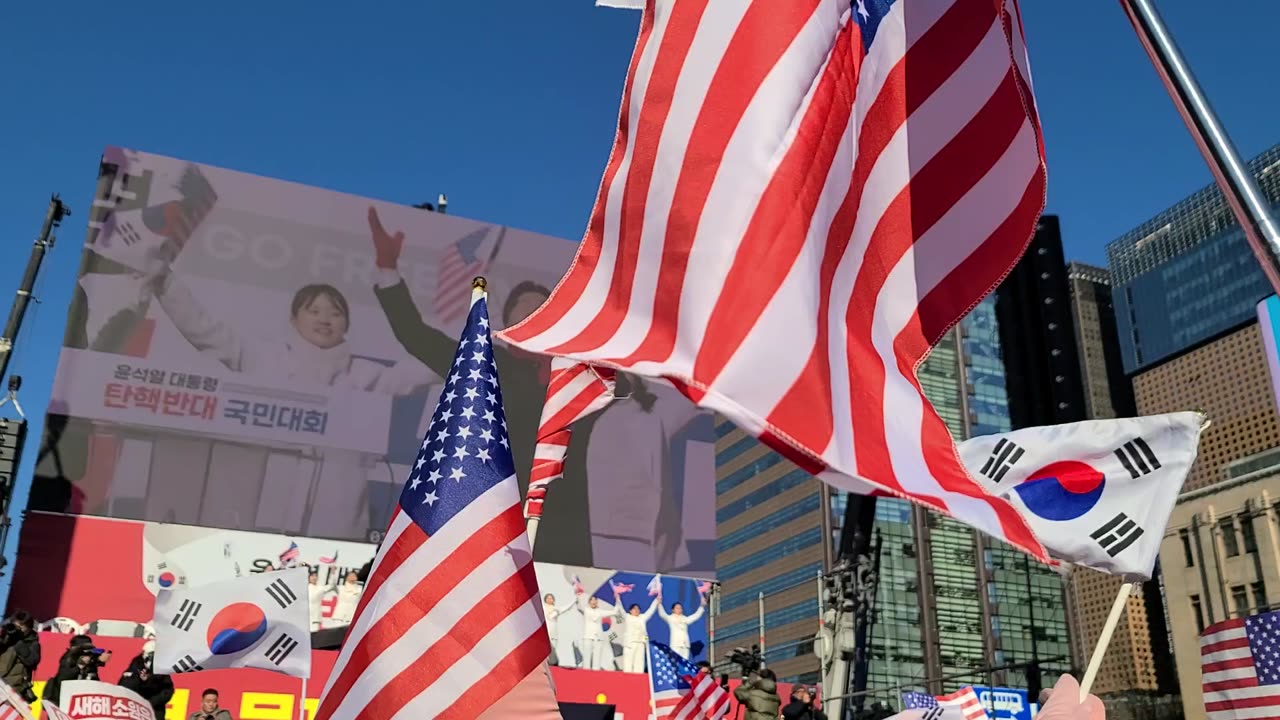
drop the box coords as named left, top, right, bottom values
left=654, top=668, right=730, bottom=719
left=1201, top=617, right=1280, bottom=719
left=0, top=684, right=32, bottom=720
left=499, top=0, right=1050, bottom=560
left=524, top=357, right=616, bottom=519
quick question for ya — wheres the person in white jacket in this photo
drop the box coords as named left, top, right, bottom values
left=142, top=253, right=434, bottom=540
left=328, top=571, right=363, bottom=628
left=614, top=593, right=659, bottom=673
left=307, top=570, right=336, bottom=631
left=542, top=593, right=575, bottom=667
left=575, top=593, right=615, bottom=671
left=656, top=591, right=707, bottom=659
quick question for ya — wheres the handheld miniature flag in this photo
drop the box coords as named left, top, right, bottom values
left=650, top=642, right=731, bottom=719
left=154, top=567, right=310, bottom=678
left=958, top=412, right=1205, bottom=580
left=902, top=688, right=988, bottom=720
left=315, top=279, right=557, bottom=720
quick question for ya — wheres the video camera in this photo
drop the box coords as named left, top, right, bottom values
left=724, top=644, right=764, bottom=675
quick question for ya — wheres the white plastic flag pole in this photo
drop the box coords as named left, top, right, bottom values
left=1079, top=582, right=1136, bottom=700
left=526, top=516, right=541, bottom=549
left=299, top=678, right=307, bottom=720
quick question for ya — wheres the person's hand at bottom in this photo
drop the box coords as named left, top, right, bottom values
left=1037, top=674, right=1105, bottom=720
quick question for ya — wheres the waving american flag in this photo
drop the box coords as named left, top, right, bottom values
left=315, top=280, right=557, bottom=720
left=524, top=357, right=615, bottom=520
left=499, top=0, right=1050, bottom=560
left=650, top=642, right=731, bottom=719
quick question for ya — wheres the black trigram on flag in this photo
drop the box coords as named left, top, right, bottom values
left=265, top=577, right=298, bottom=609
left=979, top=438, right=1025, bottom=483
left=265, top=633, right=299, bottom=666
left=922, top=708, right=944, bottom=720
left=172, top=654, right=203, bottom=673
left=1091, top=512, right=1145, bottom=557
left=1115, top=437, right=1162, bottom=479
left=172, top=599, right=202, bottom=632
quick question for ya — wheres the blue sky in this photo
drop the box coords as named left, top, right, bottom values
left=0, top=1, right=1276, bottom=582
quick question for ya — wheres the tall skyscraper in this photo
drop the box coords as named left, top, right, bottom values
left=1066, top=263, right=1135, bottom=420
left=991, top=217, right=1171, bottom=706
left=994, top=215, right=1088, bottom=428
left=711, top=320, right=1071, bottom=697
left=1107, top=144, right=1280, bottom=374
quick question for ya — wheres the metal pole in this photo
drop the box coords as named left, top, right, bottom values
left=1120, top=0, right=1280, bottom=293
left=709, top=582, right=718, bottom=665
left=0, top=196, right=69, bottom=385
left=820, top=483, right=834, bottom=573
left=758, top=591, right=766, bottom=661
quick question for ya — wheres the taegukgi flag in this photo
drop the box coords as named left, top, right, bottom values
left=958, top=412, right=1206, bottom=580
left=154, top=567, right=311, bottom=678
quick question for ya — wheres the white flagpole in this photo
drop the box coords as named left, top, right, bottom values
left=526, top=516, right=541, bottom=548
left=1079, top=582, right=1136, bottom=699
left=299, top=677, right=307, bottom=720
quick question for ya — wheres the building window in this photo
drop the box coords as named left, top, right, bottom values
left=1232, top=585, right=1250, bottom=618
left=1221, top=518, right=1240, bottom=557
left=1191, top=595, right=1205, bottom=633
left=1180, top=529, right=1195, bottom=567
left=1253, top=582, right=1268, bottom=615
left=1241, top=514, right=1259, bottom=554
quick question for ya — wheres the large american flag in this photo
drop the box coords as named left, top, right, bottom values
left=314, top=283, right=555, bottom=720
left=1201, top=612, right=1280, bottom=719
left=499, top=0, right=1050, bottom=560
left=433, top=228, right=494, bottom=327
left=524, top=357, right=616, bottom=520
left=903, top=687, right=988, bottom=720
left=649, top=642, right=731, bottom=719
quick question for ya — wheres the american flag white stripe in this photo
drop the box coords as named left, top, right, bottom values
left=525, top=357, right=615, bottom=519
left=499, top=0, right=1050, bottom=559
left=1201, top=619, right=1280, bottom=720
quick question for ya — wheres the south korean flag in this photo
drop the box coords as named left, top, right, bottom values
left=958, top=412, right=1206, bottom=580
left=154, top=567, right=311, bottom=679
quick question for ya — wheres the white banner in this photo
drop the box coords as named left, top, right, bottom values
left=51, top=348, right=396, bottom=454
left=59, top=681, right=155, bottom=720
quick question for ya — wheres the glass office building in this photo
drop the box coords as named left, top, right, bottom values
left=1108, top=144, right=1280, bottom=374
left=714, top=317, right=1071, bottom=696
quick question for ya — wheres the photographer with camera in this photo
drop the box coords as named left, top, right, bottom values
left=43, top=635, right=111, bottom=707
left=0, top=611, right=39, bottom=702
left=189, top=688, right=233, bottom=720
left=782, top=685, right=827, bottom=720
left=119, top=645, right=174, bottom=718
left=732, top=667, right=781, bottom=720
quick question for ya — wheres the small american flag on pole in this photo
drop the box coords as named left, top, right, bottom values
left=433, top=228, right=494, bottom=327
left=649, top=642, right=730, bottom=719
left=902, top=688, right=988, bottom=720
left=500, top=0, right=1051, bottom=561
left=524, top=357, right=615, bottom=520
left=1201, top=612, right=1280, bottom=719
left=314, top=280, right=557, bottom=720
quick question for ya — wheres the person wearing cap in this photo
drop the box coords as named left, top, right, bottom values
left=43, top=635, right=111, bottom=706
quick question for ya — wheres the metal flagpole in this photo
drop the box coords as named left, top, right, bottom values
left=1120, top=0, right=1280, bottom=293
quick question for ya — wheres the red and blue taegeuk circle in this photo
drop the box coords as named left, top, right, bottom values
left=1012, top=461, right=1106, bottom=521
left=206, top=603, right=267, bottom=655
left=157, top=572, right=176, bottom=588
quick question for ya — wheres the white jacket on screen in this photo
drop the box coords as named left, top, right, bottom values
left=577, top=595, right=616, bottom=641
